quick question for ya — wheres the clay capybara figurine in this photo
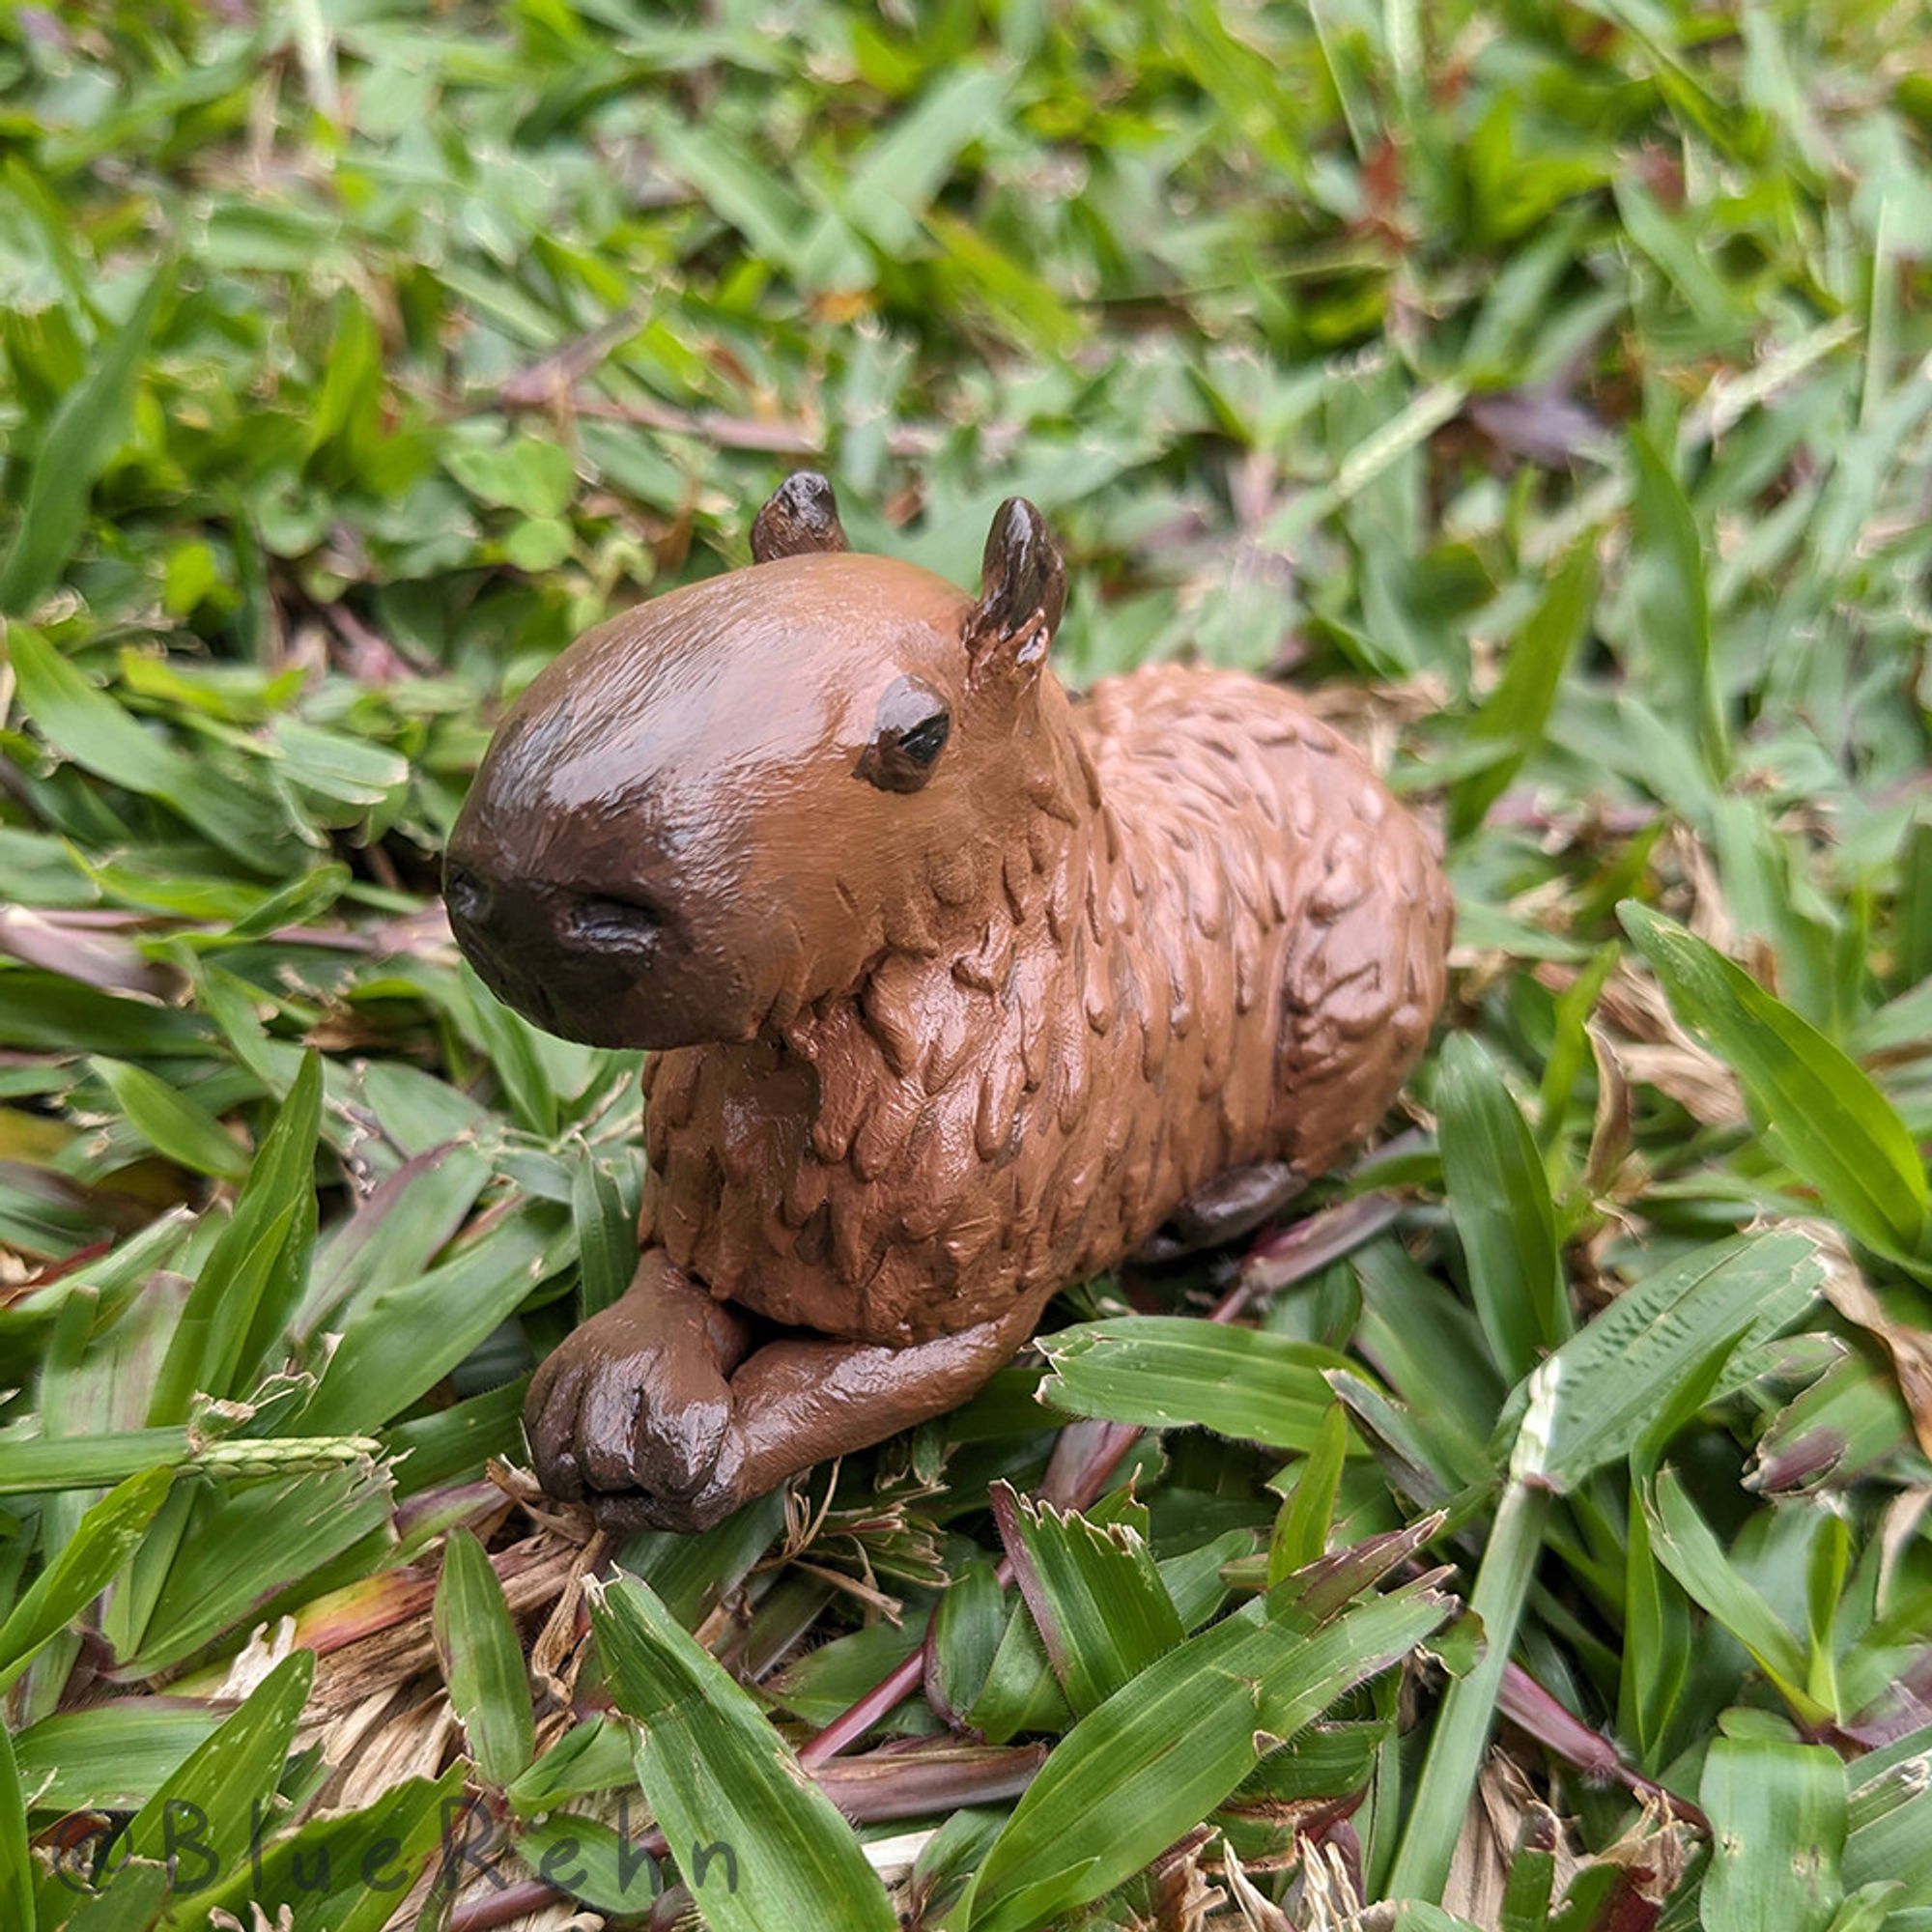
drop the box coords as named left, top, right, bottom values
left=444, top=475, right=1453, bottom=1531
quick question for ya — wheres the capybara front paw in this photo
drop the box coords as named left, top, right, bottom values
left=525, top=1307, right=740, bottom=1529
left=581, top=1474, right=745, bottom=1537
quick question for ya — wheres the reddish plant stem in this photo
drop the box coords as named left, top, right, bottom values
left=1496, top=1660, right=1707, bottom=1831
left=1238, top=1188, right=1405, bottom=1303
left=446, top=1880, right=563, bottom=1932
left=797, top=1628, right=932, bottom=1767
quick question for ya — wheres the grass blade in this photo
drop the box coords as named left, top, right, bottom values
left=1629, top=424, right=1728, bottom=778
left=434, top=1527, right=536, bottom=1789
left=92, top=1057, right=251, bottom=1182
left=1645, top=1467, right=1820, bottom=1720
left=298, top=1205, right=565, bottom=1436
left=1436, top=1032, right=1570, bottom=1380
left=962, top=1573, right=1452, bottom=1932
left=1490, top=1229, right=1824, bottom=1491
left=0, top=1722, right=31, bottom=1932
left=990, top=1483, right=1185, bottom=1717
left=1037, top=1318, right=1371, bottom=1450
left=1385, top=1474, right=1551, bottom=1905
left=0, top=266, right=170, bottom=615
left=0, top=1467, right=172, bottom=1690
left=571, top=1144, right=635, bottom=1321
left=146, top=1051, right=323, bottom=1427
left=187, top=1767, right=464, bottom=1932
left=14, top=1699, right=223, bottom=1813
left=67, top=1651, right=315, bottom=1929
left=588, top=1573, right=898, bottom=1932
left=1448, top=538, right=1597, bottom=841
left=1621, top=903, right=1929, bottom=1261
left=1700, top=1737, right=1846, bottom=1932
left=1270, top=1400, right=1350, bottom=1580
left=0, top=1427, right=381, bottom=1494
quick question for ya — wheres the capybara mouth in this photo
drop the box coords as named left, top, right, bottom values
left=457, top=936, right=643, bottom=1047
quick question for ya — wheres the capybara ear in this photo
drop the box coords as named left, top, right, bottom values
left=964, top=497, right=1065, bottom=679
left=751, top=470, right=850, bottom=563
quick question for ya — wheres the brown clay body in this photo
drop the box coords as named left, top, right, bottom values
left=445, top=478, right=1453, bottom=1530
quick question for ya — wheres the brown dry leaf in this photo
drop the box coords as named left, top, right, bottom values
left=1151, top=1831, right=1226, bottom=1932
left=1669, top=823, right=1736, bottom=956
left=1877, top=1484, right=1932, bottom=1613
left=1804, top=1220, right=1932, bottom=1458
left=1592, top=960, right=1747, bottom=1127
left=1301, top=673, right=1450, bottom=776
left=1219, top=1842, right=1294, bottom=1930
left=391, top=1872, right=607, bottom=1932
left=1440, top=1753, right=1578, bottom=1929
left=1586, top=1797, right=1695, bottom=1914
left=1583, top=1019, right=1636, bottom=1200
left=211, top=1907, right=296, bottom=1932
left=1296, top=1837, right=1370, bottom=1929
left=213, top=1614, right=301, bottom=1700
left=310, top=1681, right=407, bottom=1787
left=529, top=1525, right=607, bottom=1713
left=1450, top=941, right=1514, bottom=1005
left=334, top=1687, right=456, bottom=1809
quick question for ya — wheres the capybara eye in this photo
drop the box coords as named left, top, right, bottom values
left=896, top=711, right=950, bottom=767
left=855, top=675, right=951, bottom=793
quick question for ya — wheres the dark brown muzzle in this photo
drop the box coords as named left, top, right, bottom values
left=442, top=854, right=667, bottom=1044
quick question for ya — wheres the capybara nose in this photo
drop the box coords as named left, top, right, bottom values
left=444, top=865, right=693, bottom=1046
left=442, top=859, right=493, bottom=929
left=446, top=862, right=643, bottom=961
left=441, top=855, right=554, bottom=970
left=557, top=891, right=663, bottom=952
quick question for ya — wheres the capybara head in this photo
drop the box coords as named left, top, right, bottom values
left=444, top=475, right=1072, bottom=1049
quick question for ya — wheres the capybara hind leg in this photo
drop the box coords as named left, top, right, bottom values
left=722, top=1295, right=1044, bottom=1507
left=525, top=1249, right=752, bottom=1519
left=1130, top=1159, right=1305, bottom=1264
left=585, top=1293, right=1043, bottom=1534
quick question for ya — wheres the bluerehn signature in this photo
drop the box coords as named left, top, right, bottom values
left=49, top=1795, right=736, bottom=1908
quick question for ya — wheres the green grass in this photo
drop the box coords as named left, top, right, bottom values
left=2, top=3, right=1931, bottom=1928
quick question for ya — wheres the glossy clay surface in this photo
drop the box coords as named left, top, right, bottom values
left=445, top=478, right=1453, bottom=1529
